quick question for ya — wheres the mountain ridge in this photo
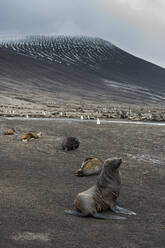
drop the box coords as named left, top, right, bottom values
left=0, top=35, right=165, bottom=106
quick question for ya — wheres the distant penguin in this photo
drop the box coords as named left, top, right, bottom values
left=97, top=118, right=100, bottom=125
left=26, top=114, right=29, bottom=118
left=80, top=115, right=83, bottom=120
left=62, top=137, right=80, bottom=151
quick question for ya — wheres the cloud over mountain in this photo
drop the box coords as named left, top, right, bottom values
left=0, top=0, right=165, bottom=67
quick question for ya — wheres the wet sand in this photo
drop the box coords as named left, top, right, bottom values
left=0, top=118, right=164, bottom=248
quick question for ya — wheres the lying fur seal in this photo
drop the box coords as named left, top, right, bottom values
left=21, top=132, right=42, bottom=142
left=76, top=157, right=103, bottom=176
left=62, top=137, right=80, bottom=151
left=4, top=128, right=16, bottom=135
left=65, top=158, right=136, bottom=220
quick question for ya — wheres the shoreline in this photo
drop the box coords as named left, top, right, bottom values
left=2, top=116, right=165, bottom=126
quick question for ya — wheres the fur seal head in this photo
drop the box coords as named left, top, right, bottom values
left=36, top=132, right=42, bottom=138
left=98, top=157, right=122, bottom=181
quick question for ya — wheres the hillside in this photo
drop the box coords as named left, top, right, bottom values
left=0, top=35, right=165, bottom=107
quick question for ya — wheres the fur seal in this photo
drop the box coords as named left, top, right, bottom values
left=4, top=128, right=16, bottom=135
left=21, top=132, right=42, bottom=142
left=76, top=157, right=103, bottom=176
left=62, top=137, right=80, bottom=151
left=65, top=158, right=136, bottom=219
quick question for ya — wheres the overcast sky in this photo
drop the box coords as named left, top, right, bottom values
left=0, top=0, right=165, bottom=68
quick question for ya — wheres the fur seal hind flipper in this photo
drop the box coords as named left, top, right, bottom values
left=112, top=205, right=136, bottom=216
left=64, top=209, right=126, bottom=220
left=93, top=213, right=126, bottom=220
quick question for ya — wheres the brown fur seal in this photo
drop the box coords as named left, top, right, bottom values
left=4, top=128, right=16, bottom=135
left=62, top=137, right=80, bottom=151
left=65, top=158, right=136, bottom=219
left=76, top=157, right=103, bottom=176
left=21, top=132, right=42, bottom=141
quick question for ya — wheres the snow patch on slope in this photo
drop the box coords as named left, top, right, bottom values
left=0, top=35, right=115, bottom=68
left=104, top=79, right=165, bottom=101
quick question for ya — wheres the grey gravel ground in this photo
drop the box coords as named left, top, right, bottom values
left=0, top=118, right=164, bottom=248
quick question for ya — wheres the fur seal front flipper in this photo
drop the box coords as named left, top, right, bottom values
left=112, top=205, right=136, bottom=215
left=64, top=209, right=126, bottom=220
left=64, top=209, right=85, bottom=217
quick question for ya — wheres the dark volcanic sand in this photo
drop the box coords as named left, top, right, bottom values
left=0, top=118, right=164, bottom=248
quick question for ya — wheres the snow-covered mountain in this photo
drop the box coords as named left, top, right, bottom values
left=0, top=35, right=165, bottom=104
left=0, top=35, right=115, bottom=67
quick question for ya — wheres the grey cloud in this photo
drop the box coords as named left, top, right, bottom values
left=0, top=0, right=165, bottom=67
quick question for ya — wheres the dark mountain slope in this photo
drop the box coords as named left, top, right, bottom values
left=0, top=35, right=165, bottom=105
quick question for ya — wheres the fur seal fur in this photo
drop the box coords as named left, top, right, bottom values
left=62, top=137, right=80, bottom=151
left=76, top=156, right=103, bottom=176
left=65, top=158, right=136, bottom=219
left=4, top=128, right=16, bottom=135
left=21, top=132, right=42, bottom=141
